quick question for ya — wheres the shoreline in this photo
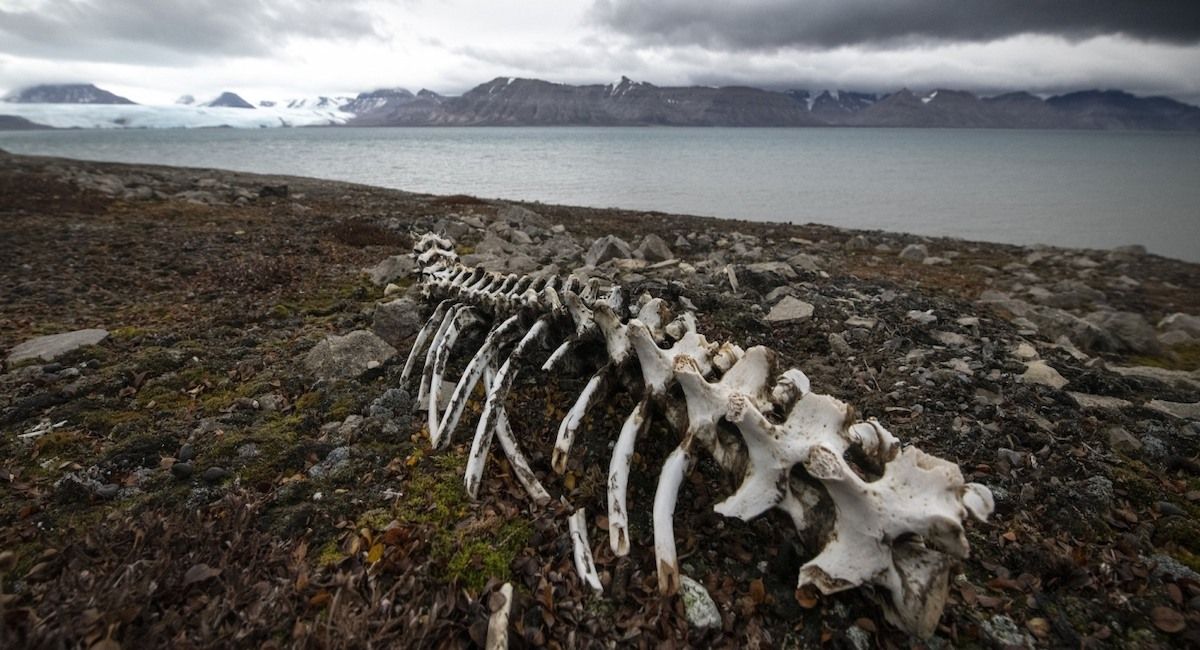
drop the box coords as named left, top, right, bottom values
left=1, top=150, right=1199, bottom=646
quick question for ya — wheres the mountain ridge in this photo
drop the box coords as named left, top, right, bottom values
left=3, top=80, right=1199, bottom=130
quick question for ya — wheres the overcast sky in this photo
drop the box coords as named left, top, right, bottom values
left=1, top=0, right=1198, bottom=104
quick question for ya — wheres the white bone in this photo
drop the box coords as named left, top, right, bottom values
left=653, top=446, right=691, bottom=595
left=465, top=317, right=549, bottom=499
left=416, top=304, right=463, bottom=408
left=607, top=398, right=650, bottom=556
left=551, top=369, right=607, bottom=474
left=434, top=315, right=522, bottom=448
left=486, top=365, right=552, bottom=505
left=568, top=509, right=603, bottom=593
left=399, top=299, right=453, bottom=389
left=428, top=307, right=480, bottom=441
left=485, top=582, right=513, bottom=650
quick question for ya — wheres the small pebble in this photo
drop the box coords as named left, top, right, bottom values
left=171, top=462, right=195, bottom=479
left=1158, top=501, right=1186, bottom=517
left=178, top=443, right=195, bottom=462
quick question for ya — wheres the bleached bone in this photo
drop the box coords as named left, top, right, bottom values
left=399, top=233, right=993, bottom=637
left=485, top=582, right=513, bottom=650
left=568, top=509, right=603, bottom=593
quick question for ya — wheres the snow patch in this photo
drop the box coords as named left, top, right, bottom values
left=922, top=90, right=938, bottom=104
left=0, top=102, right=354, bottom=129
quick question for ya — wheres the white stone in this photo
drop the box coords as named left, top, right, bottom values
left=679, top=576, right=722, bottom=630
left=7, top=329, right=109, bottom=364
left=1020, top=360, right=1068, bottom=390
left=765, top=296, right=814, bottom=323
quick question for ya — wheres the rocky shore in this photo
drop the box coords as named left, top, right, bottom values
left=1, top=149, right=1198, bottom=648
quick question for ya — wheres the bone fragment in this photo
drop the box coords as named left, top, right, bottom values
left=568, top=509, right=603, bottom=593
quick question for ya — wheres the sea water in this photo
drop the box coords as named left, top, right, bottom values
left=2, top=126, right=1197, bottom=262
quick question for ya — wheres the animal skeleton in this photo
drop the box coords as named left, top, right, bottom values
left=400, top=233, right=993, bottom=637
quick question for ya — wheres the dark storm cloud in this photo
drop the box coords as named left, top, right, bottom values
left=0, top=0, right=381, bottom=64
left=591, top=0, right=1200, bottom=50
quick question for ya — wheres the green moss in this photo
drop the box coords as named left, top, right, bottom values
left=316, top=539, right=347, bottom=568
left=1128, top=343, right=1200, bottom=372
left=111, top=326, right=149, bottom=341
left=442, top=519, right=532, bottom=591
left=341, top=450, right=531, bottom=592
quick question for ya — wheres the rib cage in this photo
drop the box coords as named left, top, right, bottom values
left=401, top=232, right=994, bottom=638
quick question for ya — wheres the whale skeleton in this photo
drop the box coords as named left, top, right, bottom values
left=398, top=232, right=993, bottom=638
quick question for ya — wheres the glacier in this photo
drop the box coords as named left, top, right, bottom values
left=0, top=102, right=354, bottom=129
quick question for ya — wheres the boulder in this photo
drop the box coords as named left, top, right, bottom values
left=584, top=235, right=632, bottom=266
left=7, top=328, right=109, bottom=365
left=634, top=234, right=674, bottom=262
left=765, top=296, right=814, bottom=323
left=372, top=298, right=422, bottom=347
left=1084, top=311, right=1162, bottom=355
left=366, top=255, right=412, bottom=286
left=844, top=235, right=871, bottom=251
left=305, top=330, right=397, bottom=380
left=898, top=244, right=928, bottom=263
left=1160, top=313, right=1200, bottom=338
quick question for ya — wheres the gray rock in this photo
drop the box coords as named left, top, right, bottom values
left=365, top=255, right=412, bottom=286
left=1020, top=360, right=1068, bottom=390
left=1113, top=244, right=1147, bottom=255
left=1083, top=311, right=1162, bottom=355
left=1077, top=475, right=1114, bottom=507
left=171, top=462, right=195, bottom=479
left=786, top=253, right=821, bottom=274
left=1150, top=553, right=1200, bottom=582
left=584, top=235, right=632, bottom=266
left=178, top=444, right=195, bottom=462
left=1147, top=400, right=1200, bottom=421
left=678, top=576, right=721, bottom=630
left=305, top=330, right=397, bottom=380
left=1106, top=426, right=1142, bottom=451
left=844, top=235, right=871, bottom=251
left=634, top=234, right=674, bottom=262
left=1160, top=330, right=1194, bottom=346
left=765, top=296, right=814, bottom=323
left=898, top=243, right=928, bottom=263
left=95, top=483, right=120, bottom=499
left=828, top=333, right=853, bottom=356
left=7, top=328, right=109, bottom=365
left=202, top=467, right=231, bottom=484
left=906, top=309, right=938, bottom=325
left=980, top=614, right=1034, bottom=648
left=508, top=229, right=533, bottom=245
left=845, top=626, right=871, bottom=650
left=372, top=298, right=422, bottom=347
left=1068, top=392, right=1132, bottom=411
left=309, top=446, right=352, bottom=478
left=1160, top=313, right=1200, bottom=338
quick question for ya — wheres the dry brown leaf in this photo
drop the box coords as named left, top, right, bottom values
left=182, top=563, right=221, bottom=586
left=1025, top=617, right=1050, bottom=639
left=749, top=579, right=766, bottom=605
left=1151, top=606, right=1186, bottom=634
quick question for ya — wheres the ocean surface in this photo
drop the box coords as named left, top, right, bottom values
left=2, top=126, right=1198, bottom=262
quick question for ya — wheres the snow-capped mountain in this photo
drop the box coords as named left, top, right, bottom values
left=4, top=83, right=135, bottom=105
left=204, top=92, right=255, bottom=109
left=2, top=80, right=1198, bottom=130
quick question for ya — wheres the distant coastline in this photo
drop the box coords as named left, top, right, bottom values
left=3, top=78, right=1199, bottom=131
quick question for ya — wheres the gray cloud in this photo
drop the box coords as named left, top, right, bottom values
left=591, top=0, right=1200, bottom=50
left=0, top=0, right=381, bottom=64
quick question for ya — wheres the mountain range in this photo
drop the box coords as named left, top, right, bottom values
left=3, top=79, right=1199, bottom=130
